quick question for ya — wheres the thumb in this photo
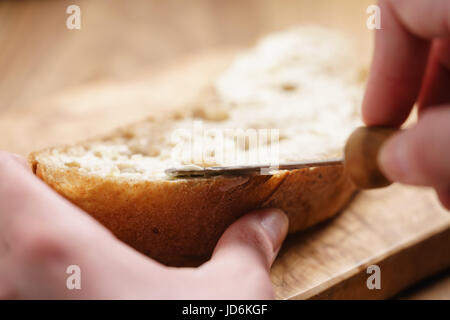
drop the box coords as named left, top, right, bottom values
left=211, top=208, right=289, bottom=271
left=378, top=107, right=450, bottom=208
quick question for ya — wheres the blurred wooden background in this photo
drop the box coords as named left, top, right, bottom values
left=0, top=0, right=375, bottom=113
left=0, top=0, right=448, bottom=299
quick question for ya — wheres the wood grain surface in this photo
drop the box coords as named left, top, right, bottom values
left=0, top=0, right=448, bottom=299
left=271, top=185, right=450, bottom=299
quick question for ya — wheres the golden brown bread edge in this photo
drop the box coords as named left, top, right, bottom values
left=29, top=148, right=357, bottom=267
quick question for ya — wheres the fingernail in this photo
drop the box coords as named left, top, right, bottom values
left=378, top=134, right=409, bottom=181
left=259, top=209, right=289, bottom=252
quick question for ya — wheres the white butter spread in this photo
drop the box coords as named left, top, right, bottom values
left=42, top=27, right=364, bottom=180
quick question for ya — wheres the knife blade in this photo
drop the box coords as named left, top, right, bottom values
left=165, top=158, right=343, bottom=178
left=165, top=126, right=398, bottom=189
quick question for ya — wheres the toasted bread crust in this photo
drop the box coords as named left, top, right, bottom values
left=29, top=151, right=356, bottom=266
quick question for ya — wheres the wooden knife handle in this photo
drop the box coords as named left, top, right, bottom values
left=344, top=126, right=398, bottom=189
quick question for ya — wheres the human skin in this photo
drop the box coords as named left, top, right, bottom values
left=0, top=152, right=288, bottom=299
left=1, top=0, right=449, bottom=299
left=363, top=0, right=450, bottom=209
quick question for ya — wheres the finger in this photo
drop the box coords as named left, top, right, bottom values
left=418, top=39, right=450, bottom=112
left=0, top=262, right=17, bottom=299
left=362, top=0, right=450, bottom=127
left=0, top=151, right=113, bottom=244
left=0, top=151, right=162, bottom=299
left=378, top=106, right=450, bottom=190
left=436, top=186, right=450, bottom=211
left=202, top=209, right=288, bottom=299
left=210, top=208, right=288, bottom=271
left=0, top=151, right=96, bottom=224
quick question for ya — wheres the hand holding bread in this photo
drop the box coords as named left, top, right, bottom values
left=0, top=151, right=288, bottom=299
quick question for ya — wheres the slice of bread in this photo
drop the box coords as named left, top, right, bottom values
left=29, top=27, right=365, bottom=266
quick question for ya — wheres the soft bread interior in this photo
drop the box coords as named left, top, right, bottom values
left=34, top=27, right=365, bottom=180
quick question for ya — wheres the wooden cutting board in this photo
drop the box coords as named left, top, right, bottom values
left=0, top=49, right=448, bottom=300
